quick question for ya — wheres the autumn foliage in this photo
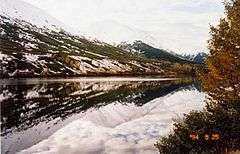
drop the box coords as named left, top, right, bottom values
left=203, top=0, right=240, bottom=102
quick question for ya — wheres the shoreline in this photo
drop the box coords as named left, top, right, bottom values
left=0, top=73, right=194, bottom=79
left=0, top=76, right=185, bottom=85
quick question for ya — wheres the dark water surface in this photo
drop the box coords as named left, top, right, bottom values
left=1, top=77, right=204, bottom=154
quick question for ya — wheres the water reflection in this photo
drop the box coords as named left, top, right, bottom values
left=155, top=85, right=240, bottom=153
left=1, top=78, right=201, bottom=154
left=155, top=101, right=240, bottom=154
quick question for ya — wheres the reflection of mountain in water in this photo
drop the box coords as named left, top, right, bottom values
left=1, top=79, right=197, bottom=136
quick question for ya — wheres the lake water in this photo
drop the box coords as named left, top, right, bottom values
left=1, top=77, right=205, bottom=154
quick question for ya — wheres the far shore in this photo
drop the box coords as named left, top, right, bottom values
left=0, top=76, right=187, bottom=85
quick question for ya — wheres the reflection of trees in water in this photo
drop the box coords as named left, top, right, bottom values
left=155, top=101, right=240, bottom=154
left=1, top=79, right=194, bottom=136
left=155, top=1, right=240, bottom=153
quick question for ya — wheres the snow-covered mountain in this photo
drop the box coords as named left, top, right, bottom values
left=1, top=0, right=161, bottom=48
left=0, top=15, right=165, bottom=77
left=118, top=40, right=192, bottom=63
left=177, top=52, right=208, bottom=64
left=0, top=0, right=76, bottom=33
left=22, top=0, right=224, bottom=53
left=0, top=0, right=197, bottom=78
left=81, top=20, right=161, bottom=48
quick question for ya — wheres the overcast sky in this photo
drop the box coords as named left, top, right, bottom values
left=22, top=0, right=225, bottom=54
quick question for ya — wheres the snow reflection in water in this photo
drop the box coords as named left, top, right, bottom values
left=0, top=78, right=205, bottom=154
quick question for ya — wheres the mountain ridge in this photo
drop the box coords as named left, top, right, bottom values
left=0, top=0, right=196, bottom=78
left=175, top=52, right=208, bottom=64
left=118, top=40, right=193, bottom=64
left=118, top=40, right=208, bottom=64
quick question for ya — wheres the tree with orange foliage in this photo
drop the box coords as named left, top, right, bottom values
left=203, top=0, right=240, bottom=102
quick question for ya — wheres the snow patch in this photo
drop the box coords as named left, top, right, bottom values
left=25, top=90, right=39, bottom=99
left=24, top=54, right=39, bottom=62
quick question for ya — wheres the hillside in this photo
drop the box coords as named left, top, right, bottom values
left=118, top=40, right=192, bottom=64
left=0, top=0, right=196, bottom=78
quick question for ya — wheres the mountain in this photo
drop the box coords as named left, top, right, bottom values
left=177, top=52, right=208, bottom=64
left=0, top=0, right=196, bottom=78
left=191, top=52, right=208, bottom=64
left=118, top=40, right=192, bottom=64
left=82, top=20, right=161, bottom=47
left=0, top=15, right=161, bottom=77
left=0, top=0, right=76, bottom=33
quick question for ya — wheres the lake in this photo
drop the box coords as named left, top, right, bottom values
left=0, top=77, right=205, bottom=154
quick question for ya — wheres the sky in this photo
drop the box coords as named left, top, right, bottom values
left=22, top=0, right=225, bottom=54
